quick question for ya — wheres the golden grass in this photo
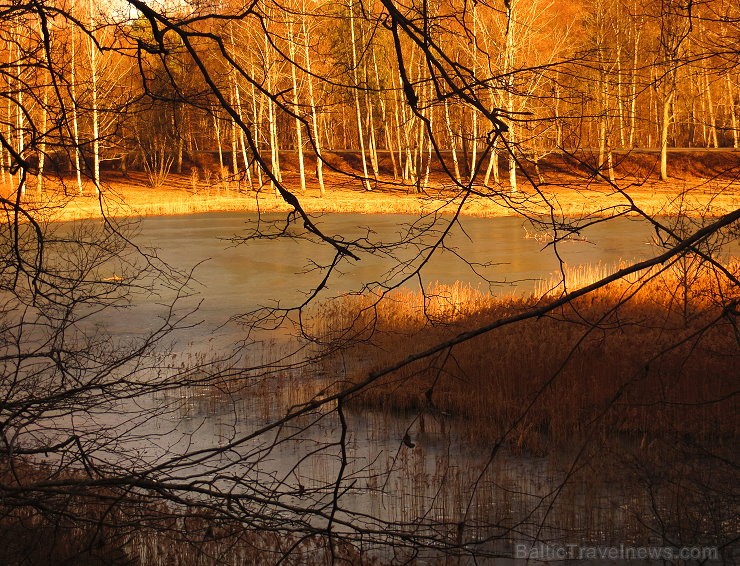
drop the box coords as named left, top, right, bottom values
left=3, top=168, right=738, bottom=223
left=312, top=260, right=739, bottom=453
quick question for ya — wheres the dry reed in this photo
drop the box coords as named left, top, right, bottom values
left=313, top=260, right=739, bottom=454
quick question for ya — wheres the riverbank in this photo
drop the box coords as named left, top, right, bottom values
left=7, top=167, right=739, bottom=222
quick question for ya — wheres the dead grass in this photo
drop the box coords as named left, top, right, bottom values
left=312, top=261, right=739, bottom=454
left=0, top=457, right=368, bottom=566
left=3, top=159, right=738, bottom=223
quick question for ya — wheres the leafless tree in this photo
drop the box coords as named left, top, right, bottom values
left=1, top=0, right=738, bottom=564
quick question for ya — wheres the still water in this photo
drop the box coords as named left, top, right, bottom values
left=108, top=211, right=658, bottom=348
left=67, top=212, right=720, bottom=562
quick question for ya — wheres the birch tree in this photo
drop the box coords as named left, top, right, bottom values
left=655, top=0, right=693, bottom=180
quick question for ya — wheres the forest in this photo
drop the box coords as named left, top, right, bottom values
left=1, top=0, right=738, bottom=198
left=1, top=0, right=739, bottom=564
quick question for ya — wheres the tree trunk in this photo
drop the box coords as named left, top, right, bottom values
left=628, top=25, right=641, bottom=147
left=469, top=3, right=478, bottom=183
left=373, top=49, right=397, bottom=180
left=348, top=0, right=372, bottom=190
left=250, top=62, right=264, bottom=188
left=88, top=0, right=100, bottom=194
left=264, top=32, right=281, bottom=194
left=213, top=109, right=224, bottom=176
left=363, top=56, right=380, bottom=180
left=443, top=97, right=461, bottom=183
left=483, top=137, right=499, bottom=186
left=303, top=17, right=325, bottom=195
left=660, top=92, right=673, bottom=181
left=704, top=71, right=719, bottom=148
left=728, top=72, right=738, bottom=149
left=505, top=0, right=517, bottom=192
left=70, top=30, right=83, bottom=195
left=288, top=20, right=306, bottom=193
left=37, top=86, right=48, bottom=196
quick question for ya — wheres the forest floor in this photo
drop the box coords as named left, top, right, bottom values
left=6, top=149, right=740, bottom=222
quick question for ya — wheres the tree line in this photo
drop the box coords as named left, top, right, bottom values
left=1, top=0, right=738, bottom=198
left=1, top=1, right=739, bottom=563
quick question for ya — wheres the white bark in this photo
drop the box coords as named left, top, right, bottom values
left=70, top=25, right=83, bottom=194
left=443, top=97, right=461, bottom=183
left=37, top=86, right=48, bottom=196
left=660, top=92, right=673, bottom=181
left=727, top=73, right=738, bottom=149
left=288, top=20, right=306, bottom=193
left=303, top=16, right=325, bottom=194
left=505, top=0, right=517, bottom=192
left=88, top=0, right=100, bottom=193
left=704, top=71, right=719, bottom=148
left=348, top=0, right=372, bottom=190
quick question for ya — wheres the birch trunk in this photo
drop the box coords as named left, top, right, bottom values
left=250, top=62, right=264, bottom=187
left=14, top=24, right=25, bottom=198
left=660, top=92, right=673, bottom=181
left=373, top=50, right=397, bottom=180
left=88, top=0, right=100, bottom=193
left=264, top=32, right=281, bottom=194
left=727, top=73, right=738, bottom=149
left=443, top=97, right=461, bottom=183
left=704, top=71, right=719, bottom=148
left=628, top=25, right=640, bottom=147
left=37, top=87, right=48, bottom=196
left=505, top=0, right=517, bottom=192
left=348, top=0, right=372, bottom=190
left=70, top=31, right=83, bottom=195
left=303, top=17, right=325, bottom=194
left=469, top=3, right=478, bottom=183
left=288, top=21, right=306, bottom=193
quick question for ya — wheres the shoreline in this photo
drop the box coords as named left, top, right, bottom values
left=4, top=170, right=739, bottom=222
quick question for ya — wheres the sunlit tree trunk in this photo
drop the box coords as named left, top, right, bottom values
left=37, top=86, right=48, bottom=196
left=88, top=0, right=100, bottom=193
left=727, top=73, right=738, bottom=149
left=263, top=30, right=281, bottom=194
left=13, top=22, right=26, bottom=198
left=0, top=35, right=14, bottom=190
left=443, top=97, right=461, bottom=183
left=390, top=70, right=408, bottom=180
left=250, top=62, right=263, bottom=187
left=348, top=0, right=372, bottom=190
left=660, top=91, right=673, bottom=180
left=373, top=49, right=397, bottom=180
left=230, top=107, right=239, bottom=180
left=363, top=59, right=380, bottom=180
left=70, top=26, right=83, bottom=194
left=483, top=138, right=499, bottom=186
left=230, top=73, right=252, bottom=189
left=704, top=71, right=718, bottom=148
left=505, top=0, right=517, bottom=192
left=657, top=0, right=691, bottom=181
left=213, top=109, right=224, bottom=174
left=303, top=15, right=325, bottom=195
left=469, top=3, right=478, bottom=183
left=628, top=23, right=641, bottom=147
left=288, top=19, right=306, bottom=193
left=615, top=42, right=626, bottom=148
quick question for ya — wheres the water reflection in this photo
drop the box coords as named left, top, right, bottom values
left=124, top=212, right=657, bottom=348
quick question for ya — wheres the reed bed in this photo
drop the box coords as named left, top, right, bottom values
left=312, top=260, right=739, bottom=454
